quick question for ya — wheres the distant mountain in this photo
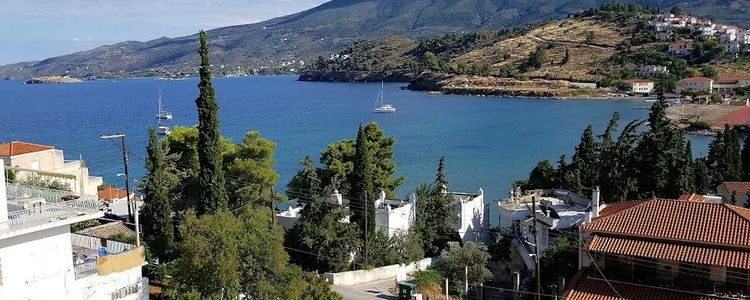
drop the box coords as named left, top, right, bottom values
left=2, top=0, right=749, bottom=79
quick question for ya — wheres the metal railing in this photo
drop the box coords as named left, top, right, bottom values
left=74, top=260, right=99, bottom=279
left=6, top=182, right=98, bottom=204
left=6, top=196, right=101, bottom=229
left=72, top=233, right=135, bottom=254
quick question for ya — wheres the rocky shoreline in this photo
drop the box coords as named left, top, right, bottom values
left=24, top=76, right=82, bottom=84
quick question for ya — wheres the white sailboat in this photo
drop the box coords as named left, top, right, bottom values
left=155, top=90, right=172, bottom=135
left=373, top=82, right=396, bottom=113
left=156, top=90, right=173, bottom=120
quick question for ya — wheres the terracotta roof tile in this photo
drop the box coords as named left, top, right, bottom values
left=564, top=269, right=726, bottom=300
left=98, top=188, right=130, bottom=202
left=678, top=194, right=705, bottom=202
left=0, top=141, right=54, bottom=156
left=584, top=199, right=750, bottom=247
left=680, top=77, right=713, bottom=82
left=720, top=182, right=750, bottom=195
left=588, top=235, right=750, bottom=269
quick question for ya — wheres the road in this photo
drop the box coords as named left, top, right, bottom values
left=332, top=278, right=399, bottom=300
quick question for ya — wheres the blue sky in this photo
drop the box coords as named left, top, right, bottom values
left=0, top=0, right=328, bottom=65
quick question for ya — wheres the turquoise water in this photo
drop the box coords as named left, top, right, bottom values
left=0, top=76, right=711, bottom=202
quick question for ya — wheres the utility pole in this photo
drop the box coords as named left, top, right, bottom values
left=364, top=190, right=368, bottom=267
left=532, top=195, right=540, bottom=300
left=464, top=266, right=469, bottom=295
left=100, top=133, right=139, bottom=247
left=271, top=187, right=276, bottom=224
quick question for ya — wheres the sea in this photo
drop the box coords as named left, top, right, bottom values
left=0, top=76, right=712, bottom=206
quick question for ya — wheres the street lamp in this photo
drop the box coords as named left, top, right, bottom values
left=100, top=133, right=140, bottom=247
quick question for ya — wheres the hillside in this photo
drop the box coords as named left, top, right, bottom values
left=300, top=4, right=750, bottom=98
left=2, top=0, right=750, bottom=80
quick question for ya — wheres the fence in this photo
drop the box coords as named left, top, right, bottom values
left=323, top=257, right=439, bottom=286
left=74, top=260, right=99, bottom=279
left=71, top=233, right=135, bottom=254
left=6, top=196, right=101, bottom=229
left=5, top=182, right=98, bottom=204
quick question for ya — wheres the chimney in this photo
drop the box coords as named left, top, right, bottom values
left=584, top=211, right=592, bottom=224
left=592, top=186, right=601, bottom=219
left=0, top=159, right=8, bottom=227
left=332, top=189, right=343, bottom=206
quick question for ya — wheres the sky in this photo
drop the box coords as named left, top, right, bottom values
left=0, top=0, right=329, bottom=65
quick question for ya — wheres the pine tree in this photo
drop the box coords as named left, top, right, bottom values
left=141, top=128, right=174, bottom=259
left=349, top=124, right=375, bottom=239
left=742, top=136, right=750, bottom=181
left=709, top=125, right=742, bottom=186
left=195, top=30, right=228, bottom=215
left=286, top=156, right=320, bottom=203
left=414, top=157, right=460, bottom=257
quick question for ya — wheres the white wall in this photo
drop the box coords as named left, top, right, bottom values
left=323, top=258, right=438, bottom=286
left=74, top=267, right=145, bottom=300
left=453, top=189, right=485, bottom=243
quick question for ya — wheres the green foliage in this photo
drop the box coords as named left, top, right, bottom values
left=709, top=93, right=724, bottom=104
left=539, top=231, right=579, bottom=292
left=694, top=158, right=711, bottom=194
left=701, top=67, right=719, bottom=79
left=163, top=127, right=279, bottom=210
left=350, top=124, right=376, bottom=239
left=285, top=197, right=360, bottom=273
left=141, top=128, right=174, bottom=260
left=670, top=6, right=684, bottom=15
left=287, top=156, right=321, bottom=202
left=362, top=230, right=425, bottom=267
left=412, top=269, right=444, bottom=287
left=527, top=160, right=556, bottom=189
left=742, top=136, right=750, bottom=181
left=4, top=168, right=15, bottom=183
left=527, top=46, right=547, bottom=69
left=195, top=30, right=228, bottom=215
left=488, top=234, right=513, bottom=262
left=300, top=274, right=343, bottom=300
left=414, top=158, right=461, bottom=257
left=687, top=121, right=713, bottom=131
left=70, top=220, right=100, bottom=232
left=423, top=51, right=440, bottom=71
left=439, top=242, right=492, bottom=297
left=19, top=176, right=71, bottom=191
left=707, top=125, right=743, bottom=188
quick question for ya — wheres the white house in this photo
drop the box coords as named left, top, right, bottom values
left=622, top=79, right=655, bottom=95
left=451, top=188, right=487, bottom=243
left=700, top=24, right=717, bottom=36
left=375, top=191, right=416, bottom=237
left=97, top=187, right=143, bottom=220
left=0, top=141, right=103, bottom=196
left=0, top=160, right=147, bottom=300
left=638, top=65, right=668, bottom=77
left=276, top=198, right=304, bottom=230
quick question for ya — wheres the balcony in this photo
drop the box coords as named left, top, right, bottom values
left=2, top=183, right=103, bottom=238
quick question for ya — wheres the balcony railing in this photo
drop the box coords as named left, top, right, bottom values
left=74, top=260, right=98, bottom=279
left=6, top=182, right=98, bottom=204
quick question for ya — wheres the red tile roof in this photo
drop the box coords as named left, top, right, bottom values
left=0, top=141, right=54, bottom=156
left=588, top=235, right=750, bottom=269
left=98, top=188, right=130, bottom=202
left=563, top=269, right=726, bottom=300
left=680, top=77, right=713, bottom=83
left=720, top=182, right=750, bottom=195
left=583, top=199, right=750, bottom=247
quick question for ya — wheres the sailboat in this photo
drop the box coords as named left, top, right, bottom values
left=373, top=82, right=396, bottom=113
left=156, top=90, right=173, bottom=120
left=155, top=90, right=172, bottom=135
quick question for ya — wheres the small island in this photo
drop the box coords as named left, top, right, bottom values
left=24, top=76, right=82, bottom=84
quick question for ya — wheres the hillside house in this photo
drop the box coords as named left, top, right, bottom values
left=564, top=199, right=750, bottom=299
left=638, top=65, right=669, bottom=77
left=713, top=76, right=750, bottom=98
left=0, top=141, right=103, bottom=195
left=622, top=79, right=654, bottom=95
left=452, top=188, right=487, bottom=243
left=0, top=160, right=147, bottom=299
left=700, top=24, right=717, bottom=36
left=717, top=182, right=750, bottom=207
left=677, top=77, right=714, bottom=94
left=668, top=40, right=694, bottom=56
left=98, top=187, right=143, bottom=220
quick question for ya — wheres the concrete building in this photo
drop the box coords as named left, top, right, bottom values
left=0, top=141, right=103, bottom=196
left=0, top=160, right=147, bottom=300
left=668, top=40, right=694, bottom=56
left=565, top=199, right=750, bottom=299
left=452, top=188, right=487, bottom=243
left=498, top=187, right=602, bottom=271
left=638, top=65, right=669, bottom=77
left=276, top=198, right=304, bottom=230
left=716, top=182, right=750, bottom=207
left=655, top=31, right=672, bottom=41
left=677, top=77, right=714, bottom=94
left=98, top=187, right=143, bottom=220
left=622, top=79, right=655, bottom=95
left=375, top=191, right=416, bottom=237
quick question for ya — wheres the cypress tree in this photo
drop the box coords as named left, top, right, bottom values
left=571, top=125, right=598, bottom=191
left=693, top=158, right=710, bottom=194
left=719, top=125, right=742, bottom=183
left=287, top=156, right=320, bottom=203
left=349, top=124, right=375, bottom=239
left=742, top=135, right=750, bottom=180
left=435, top=156, right=448, bottom=192
left=195, top=30, right=228, bottom=215
left=141, top=128, right=174, bottom=259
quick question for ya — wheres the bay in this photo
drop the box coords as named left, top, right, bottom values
left=0, top=76, right=711, bottom=204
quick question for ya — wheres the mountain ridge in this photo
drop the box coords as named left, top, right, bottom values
left=2, top=0, right=749, bottom=80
